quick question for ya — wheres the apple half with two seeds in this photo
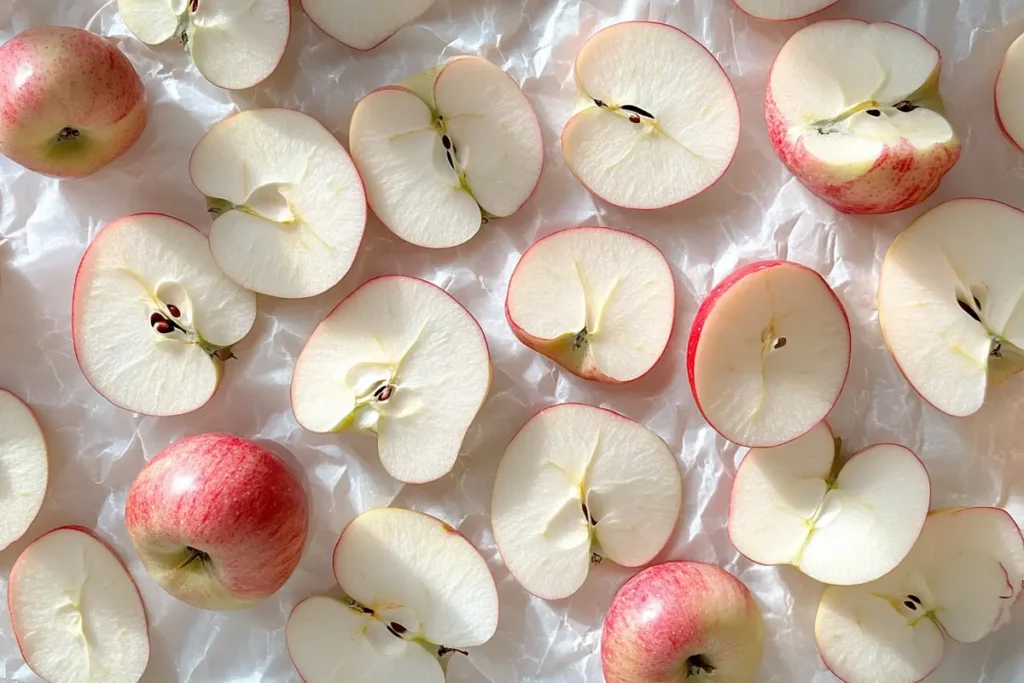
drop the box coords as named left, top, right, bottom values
left=73, top=213, right=258, bottom=416
left=688, top=260, right=851, bottom=448
left=733, top=0, right=839, bottom=20
left=506, top=226, right=675, bottom=383
left=815, top=507, right=1024, bottom=683
left=350, top=56, right=543, bottom=248
left=9, top=527, right=150, bottom=683
left=117, top=0, right=290, bottom=90
left=302, top=0, right=436, bottom=51
left=996, top=32, right=1024, bottom=152
left=287, top=507, right=498, bottom=683
left=291, top=276, right=491, bottom=484
left=562, top=21, right=740, bottom=210
left=0, top=390, right=48, bottom=551
left=729, top=422, right=930, bottom=586
left=491, top=403, right=682, bottom=600
left=879, top=198, right=1024, bottom=417
left=766, top=20, right=960, bottom=214
left=190, top=108, right=366, bottom=298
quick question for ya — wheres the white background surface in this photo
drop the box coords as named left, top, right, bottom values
left=1, top=0, right=1024, bottom=681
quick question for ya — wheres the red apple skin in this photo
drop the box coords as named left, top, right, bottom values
left=601, top=561, right=764, bottom=683
left=732, top=0, right=840, bottom=21
left=0, top=26, right=147, bottom=178
left=126, top=434, right=308, bottom=611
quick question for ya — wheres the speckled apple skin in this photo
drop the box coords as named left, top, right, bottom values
left=126, top=433, right=308, bottom=611
left=0, top=26, right=147, bottom=178
left=765, top=90, right=960, bottom=215
left=601, top=561, right=765, bottom=683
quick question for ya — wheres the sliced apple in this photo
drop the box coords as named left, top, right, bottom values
left=996, top=32, right=1024, bottom=152
left=117, top=0, right=290, bottom=90
left=9, top=526, right=150, bottom=683
left=302, top=0, right=436, bottom=51
left=72, top=213, right=258, bottom=416
left=505, top=226, right=675, bottom=383
left=349, top=56, right=544, bottom=248
left=0, top=390, right=48, bottom=551
left=879, top=198, right=1024, bottom=417
left=189, top=108, right=366, bottom=298
left=733, top=0, right=839, bottom=20
left=729, top=422, right=930, bottom=585
left=291, top=276, right=490, bottom=483
left=688, top=261, right=851, bottom=448
left=561, top=21, right=740, bottom=210
left=491, top=403, right=682, bottom=600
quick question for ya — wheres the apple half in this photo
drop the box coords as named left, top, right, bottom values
left=9, top=526, right=150, bottom=683
left=190, top=108, right=366, bottom=298
left=997, top=32, right=1024, bottom=152
left=350, top=56, right=543, bottom=248
left=688, top=261, right=851, bottom=448
left=287, top=508, right=498, bottom=682
left=117, top=0, right=290, bottom=90
left=291, top=275, right=491, bottom=484
left=0, top=390, right=48, bottom=551
left=729, top=422, right=930, bottom=586
left=72, top=213, right=258, bottom=416
left=766, top=20, right=960, bottom=214
left=879, top=198, right=1024, bottom=417
left=561, top=21, right=740, bottom=210
left=506, top=226, right=675, bottom=383
left=302, top=0, right=436, bottom=51
left=814, top=507, right=1024, bottom=683
left=491, top=403, right=682, bottom=600
left=733, top=0, right=839, bottom=20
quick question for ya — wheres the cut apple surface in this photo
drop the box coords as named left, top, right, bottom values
left=73, top=213, right=258, bottom=416
left=9, top=527, right=150, bottom=683
left=561, top=21, right=740, bottom=210
left=766, top=20, right=960, bottom=214
left=302, top=0, right=436, bottom=51
left=688, top=261, right=851, bottom=448
left=733, top=0, right=838, bottom=20
left=879, top=198, right=1024, bottom=417
left=0, top=390, right=48, bottom=551
left=190, top=108, right=366, bottom=298
left=118, top=0, right=290, bottom=90
left=350, top=57, right=543, bottom=248
left=491, top=403, right=682, bottom=600
left=997, top=32, right=1024, bottom=152
left=291, top=276, right=490, bottom=483
left=814, top=507, right=1024, bottom=683
left=729, top=422, right=930, bottom=585
left=506, top=227, right=675, bottom=383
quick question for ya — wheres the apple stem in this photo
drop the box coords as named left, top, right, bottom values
left=57, top=127, right=81, bottom=143
left=178, top=546, right=209, bottom=569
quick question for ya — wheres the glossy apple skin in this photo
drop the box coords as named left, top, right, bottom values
left=0, top=26, right=147, bottom=178
left=602, top=561, right=764, bottom=683
left=126, top=434, right=308, bottom=611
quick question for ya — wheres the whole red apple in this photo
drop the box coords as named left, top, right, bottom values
left=601, top=561, right=764, bottom=683
left=0, top=26, right=147, bottom=178
left=126, top=433, right=308, bottom=611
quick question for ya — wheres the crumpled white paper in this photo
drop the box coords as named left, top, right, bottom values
left=1, top=0, right=1024, bottom=681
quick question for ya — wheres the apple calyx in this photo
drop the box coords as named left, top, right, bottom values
left=686, top=654, right=716, bottom=677
left=145, top=283, right=235, bottom=361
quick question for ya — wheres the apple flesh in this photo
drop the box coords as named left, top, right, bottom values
left=190, top=108, right=366, bottom=298
left=733, top=0, right=839, bottom=20
left=997, top=32, right=1024, bottom=152
left=291, top=275, right=491, bottom=484
left=125, top=433, right=308, bottom=611
left=349, top=56, right=543, bottom=248
left=0, top=26, right=146, bottom=178
left=302, top=0, right=436, bottom=50
left=729, top=421, right=930, bottom=585
left=766, top=20, right=960, bottom=214
left=506, top=226, right=675, bottom=383
left=72, top=213, right=258, bottom=416
left=688, top=260, right=851, bottom=448
left=601, top=561, right=765, bottom=683
left=0, top=390, right=48, bottom=552
left=117, top=0, right=290, bottom=90
left=9, top=526, right=150, bottom=683
left=491, top=403, right=682, bottom=600
left=879, top=198, right=1024, bottom=417
left=561, top=21, right=740, bottom=209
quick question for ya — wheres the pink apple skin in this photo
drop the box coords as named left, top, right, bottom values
left=126, top=434, right=308, bottom=611
left=0, top=26, right=147, bottom=179
left=602, top=561, right=764, bottom=683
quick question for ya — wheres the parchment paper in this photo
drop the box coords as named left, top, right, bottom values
left=2, top=0, right=1024, bottom=681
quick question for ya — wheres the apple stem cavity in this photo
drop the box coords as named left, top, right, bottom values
left=685, top=654, right=716, bottom=677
